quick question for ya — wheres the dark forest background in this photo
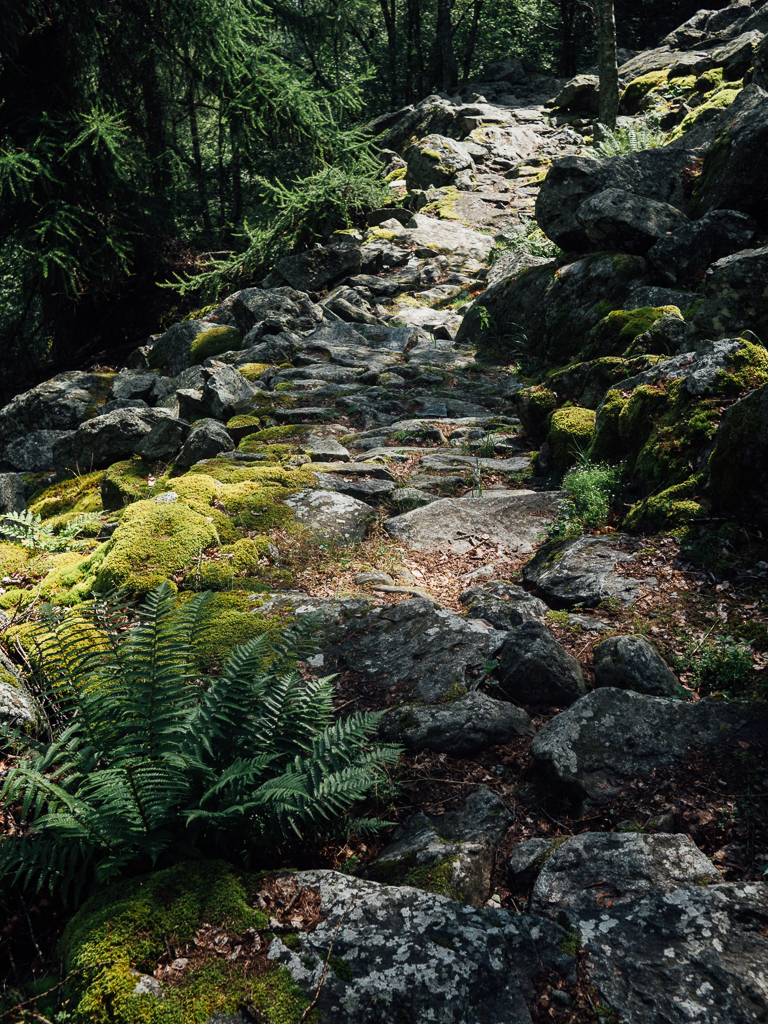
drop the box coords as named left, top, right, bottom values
left=0, top=0, right=722, bottom=393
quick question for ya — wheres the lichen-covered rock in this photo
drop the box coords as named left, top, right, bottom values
left=593, top=634, right=681, bottom=697
left=0, top=473, right=27, bottom=516
left=459, top=581, right=548, bottom=630
left=523, top=534, right=653, bottom=609
left=147, top=321, right=243, bottom=376
left=228, top=287, right=324, bottom=336
left=283, top=489, right=374, bottom=544
left=367, top=787, right=514, bottom=906
left=323, top=598, right=506, bottom=704
left=406, top=134, right=475, bottom=191
left=530, top=687, right=768, bottom=810
left=575, top=187, right=689, bottom=255
left=689, top=245, right=768, bottom=344
left=709, top=382, right=768, bottom=525
left=276, top=245, right=362, bottom=291
left=567, top=883, right=768, bottom=1024
left=0, top=649, right=37, bottom=732
left=379, top=691, right=533, bottom=755
left=51, top=408, right=176, bottom=477
left=175, top=419, right=235, bottom=468
left=497, top=621, right=586, bottom=706
left=0, top=370, right=114, bottom=447
left=529, top=832, right=719, bottom=918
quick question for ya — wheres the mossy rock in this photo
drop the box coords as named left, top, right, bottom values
left=547, top=407, right=596, bottom=472
left=58, top=861, right=308, bottom=1024
left=517, top=386, right=558, bottom=444
left=624, top=475, right=707, bottom=533
left=180, top=538, right=286, bottom=593
left=588, top=390, right=628, bottom=464
left=236, top=362, right=271, bottom=382
left=189, top=325, right=242, bottom=364
left=367, top=851, right=461, bottom=901
left=190, top=592, right=289, bottom=664
left=101, top=458, right=157, bottom=512
left=0, top=542, right=31, bottom=580
left=238, top=425, right=313, bottom=445
left=620, top=70, right=669, bottom=114
left=579, top=307, right=679, bottom=362
left=709, top=383, right=768, bottom=524
left=29, top=472, right=104, bottom=523
left=546, top=355, right=664, bottom=409
left=670, top=80, right=741, bottom=143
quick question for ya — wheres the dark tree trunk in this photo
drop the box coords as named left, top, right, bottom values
left=559, top=0, right=578, bottom=77
left=187, top=74, right=212, bottom=233
left=379, top=0, right=398, bottom=107
left=594, top=0, right=619, bottom=127
left=435, top=0, right=459, bottom=92
left=406, top=0, right=426, bottom=102
left=462, top=0, right=485, bottom=82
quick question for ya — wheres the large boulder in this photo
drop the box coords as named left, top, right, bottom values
left=646, top=207, right=757, bottom=285
left=497, top=621, right=586, bottom=706
left=459, top=581, right=548, bottom=630
left=552, top=74, right=599, bottom=113
left=323, top=598, right=506, bottom=704
left=4, top=429, right=75, bottom=472
left=175, top=363, right=258, bottom=421
left=689, top=245, right=768, bottom=344
left=530, top=687, right=768, bottom=811
left=379, top=691, right=533, bottom=755
left=528, top=832, right=719, bottom=918
left=51, top=408, right=176, bottom=477
left=575, top=188, right=689, bottom=255
left=755, top=31, right=768, bottom=88
left=567, top=883, right=768, bottom=1024
left=228, top=287, right=324, bottom=336
left=406, top=135, right=475, bottom=191
left=709, top=382, right=768, bottom=526
left=367, top=787, right=514, bottom=906
left=174, top=418, right=234, bottom=468
left=276, top=245, right=362, bottom=291
left=593, top=634, right=681, bottom=697
left=146, top=321, right=243, bottom=376
left=0, top=371, right=112, bottom=447
left=282, top=489, right=374, bottom=544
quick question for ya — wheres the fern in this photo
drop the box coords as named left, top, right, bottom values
left=0, top=585, right=400, bottom=901
left=593, top=119, right=666, bottom=157
left=1, top=510, right=103, bottom=552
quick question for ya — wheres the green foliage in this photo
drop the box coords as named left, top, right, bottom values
left=0, top=510, right=104, bottom=553
left=0, top=584, right=400, bottom=902
left=592, top=118, right=666, bottom=157
left=488, top=217, right=562, bottom=266
left=671, top=633, right=757, bottom=700
left=549, top=459, right=623, bottom=538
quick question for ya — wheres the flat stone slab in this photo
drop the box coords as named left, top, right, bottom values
left=283, top=489, right=374, bottom=544
left=384, top=490, right=563, bottom=554
left=418, top=452, right=531, bottom=473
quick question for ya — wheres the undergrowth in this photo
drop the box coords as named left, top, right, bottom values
left=549, top=458, right=623, bottom=539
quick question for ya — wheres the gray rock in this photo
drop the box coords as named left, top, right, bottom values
left=367, top=787, right=514, bottom=906
left=575, top=188, right=689, bottom=255
left=110, top=369, right=175, bottom=406
left=0, top=371, right=110, bottom=447
left=146, top=321, right=242, bottom=376
left=283, top=489, right=374, bottom=544
left=174, top=418, right=234, bottom=468
left=384, top=491, right=563, bottom=554
left=406, top=134, right=475, bottom=191
left=299, top=437, right=350, bottom=461
left=229, top=287, right=323, bottom=336
left=313, top=473, right=395, bottom=503
left=690, top=245, right=768, bottom=344
left=531, top=687, right=768, bottom=811
left=508, top=838, right=552, bottom=885
left=529, top=832, right=719, bottom=918
left=100, top=399, right=149, bottom=415
left=709, top=382, right=768, bottom=525
left=552, top=74, right=599, bottom=112
left=269, top=868, right=572, bottom=1024
left=567, top=883, right=768, bottom=1024
left=276, top=245, right=362, bottom=291
left=459, top=581, right=549, bottom=629
left=523, top=534, right=653, bottom=608
left=135, top=417, right=190, bottom=462
left=389, top=487, right=438, bottom=508
left=608, top=338, right=755, bottom=402
left=176, top=363, right=258, bottom=422
left=486, top=248, right=550, bottom=289
left=379, top=691, right=533, bottom=755
left=593, top=634, right=680, bottom=697
left=497, top=621, right=586, bottom=706
left=4, top=430, right=75, bottom=472
left=324, top=598, right=506, bottom=704
left=131, top=974, right=164, bottom=999
left=0, top=653, right=37, bottom=732
left=755, top=31, right=768, bottom=89
left=354, top=570, right=393, bottom=586
left=51, top=408, right=175, bottom=477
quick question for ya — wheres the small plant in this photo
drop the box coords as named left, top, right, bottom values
left=549, top=460, right=623, bottom=539
left=0, top=584, right=400, bottom=901
left=592, top=118, right=666, bottom=157
left=487, top=217, right=562, bottom=264
left=0, top=510, right=103, bottom=552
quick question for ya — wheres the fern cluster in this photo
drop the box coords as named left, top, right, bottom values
left=0, top=510, right=103, bottom=552
left=0, top=585, right=400, bottom=901
left=592, top=119, right=666, bottom=157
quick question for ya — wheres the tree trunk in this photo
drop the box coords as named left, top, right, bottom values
left=435, top=0, right=458, bottom=92
left=559, top=0, right=578, bottom=78
left=186, top=73, right=212, bottom=234
left=379, top=0, right=398, bottom=107
left=462, top=0, right=485, bottom=82
left=406, top=0, right=426, bottom=102
left=594, top=0, right=619, bottom=128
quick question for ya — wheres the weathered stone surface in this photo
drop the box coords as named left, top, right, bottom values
left=647, top=207, right=757, bottom=285
left=174, top=418, right=234, bottom=468
left=531, top=688, right=768, bottom=810
left=51, top=408, right=175, bottom=476
left=523, top=534, right=653, bottom=608
left=0, top=371, right=109, bottom=447
left=508, top=838, right=552, bottom=886
left=379, top=691, right=533, bottom=755
left=0, top=650, right=36, bottom=731
left=406, top=135, right=475, bottom=191
left=4, top=430, right=75, bottom=472
left=567, top=883, right=768, bottom=1024
left=176, top=363, right=258, bottom=422
left=689, top=245, right=768, bottom=344
left=575, top=188, right=689, bottom=255
left=313, top=473, right=395, bottom=503
left=459, top=581, right=549, bottom=629
left=276, top=245, right=362, bottom=291
left=283, top=489, right=374, bottom=544
left=135, top=417, right=190, bottom=462
left=593, top=634, right=680, bottom=697
left=384, top=491, right=563, bottom=554
left=269, top=869, right=572, bottom=1024
left=709, top=382, right=768, bottom=526
left=110, top=369, right=175, bottom=406
left=324, top=598, right=506, bottom=704
left=529, top=833, right=719, bottom=918
left=146, top=321, right=242, bottom=376
left=229, top=287, right=324, bottom=336
left=497, top=621, right=586, bottom=706
left=367, top=787, right=514, bottom=906
left=755, top=31, right=768, bottom=88
left=486, top=248, right=550, bottom=289
left=299, top=437, right=350, bottom=461
left=552, top=74, right=599, bottom=113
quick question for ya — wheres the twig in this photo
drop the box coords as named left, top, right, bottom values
left=20, top=896, right=43, bottom=963
left=0, top=963, right=112, bottom=1020
left=298, top=894, right=357, bottom=1023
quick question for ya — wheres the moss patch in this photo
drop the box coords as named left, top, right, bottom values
left=102, top=459, right=157, bottom=511
left=620, top=70, right=669, bottom=113
left=189, top=325, right=242, bottom=364
left=580, top=307, right=678, bottom=362
left=548, top=407, right=596, bottom=472
left=624, top=475, right=707, bottom=533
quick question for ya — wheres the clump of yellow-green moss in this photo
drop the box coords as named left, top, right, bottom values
left=189, top=325, right=242, bottom=364
left=547, top=407, right=596, bottom=472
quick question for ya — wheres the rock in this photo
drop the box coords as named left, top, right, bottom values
left=755, top=32, right=768, bottom=89
left=174, top=418, right=234, bottom=468
left=0, top=654, right=37, bottom=732
left=269, top=868, right=572, bottom=1023
left=252, top=593, right=372, bottom=645
left=523, top=534, right=653, bottom=608
left=110, top=369, right=175, bottom=405
left=51, top=408, right=175, bottom=477
left=459, top=581, right=549, bottom=629
left=283, top=489, right=374, bottom=544
left=229, top=287, right=323, bottom=336
left=313, top=473, right=395, bottom=503
left=324, top=598, right=506, bottom=704
left=535, top=148, right=703, bottom=252
left=176, top=363, right=258, bottom=421
left=367, top=787, right=514, bottom=906
left=134, top=416, right=190, bottom=462
left=0, top=371, right=111, bottom=447
left=379, top=691, right=533, bottom=755
left=131, top=974, right=164, bottom=999
left=689, top=245, right=768, bottom=344
left=483, top=58, right=526, bottom=84
left=646, top=208, right=757, bottom=285
left=593, top=634, right=680, bottom=697
left=529, top=833, right=719, bottom=918
left=716, top=28, right=764, bottom=79
left=299, top=437, right=350, bottom=461
left=276, top=245, right=362, bottom=291
left=406, top=134, right=475, bottom=190
left=552, top=74, right=599, bottom=112
left=709, top=382, right=768, bottom=526
left=389, top=486, right=437, bottom=509
left=4, top=430, right=75, bottom=472
left=530, top=687, right=768, bottom=810
left=575, top=188, right=689, bottom=255
left=146, top=321, right=242, bottom=376
left=508, top=838, right=552, bottom=886
left=497, top=621, right=586, bottom=706
left=486, top=249, right=550, bottom=289
left=566, top=883, right=768, bottom=1024
left=384, top=491, right=563, bottom=554
left=353, top=570, right=393, bottom=586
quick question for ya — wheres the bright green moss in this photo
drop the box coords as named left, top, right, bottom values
left=190, top=592, right=288, bottom=663
left=367, top=852, right=461, bottom=900
left=547, top=407, right=596, bottom=472
left=624, top=475, right=707, bottom=533
left=237, top=363, right=271, bottom=382
left=58, top=861, right=309, bottom=1024
left=580, top=307, right=676, bottom=361
left=102, top=459, right=157, bottom=512
left=517, top=386, right=558, bottom=444
left=384, top=167, right=406, bottom=182
left=588, top=390, right=628, bottom=464
left=181, top=538, right=284, bottom=592
left=715, top=341, right=768, bottom=393
left=0, top=542, right=31, bottom=579
left=240, top=426, right=313, bottom=444
left=189, top=325, right=242, bottom=364
left=29, top=472, right=104, bottom=522
left=620, top=69, right=669, bottom=113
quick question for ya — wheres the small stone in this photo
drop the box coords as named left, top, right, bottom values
left=354, top=571, right=394, bottom=586
left=593, top=635, right=680, bottom=697
left=497, top=621, right=586, bottom=706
